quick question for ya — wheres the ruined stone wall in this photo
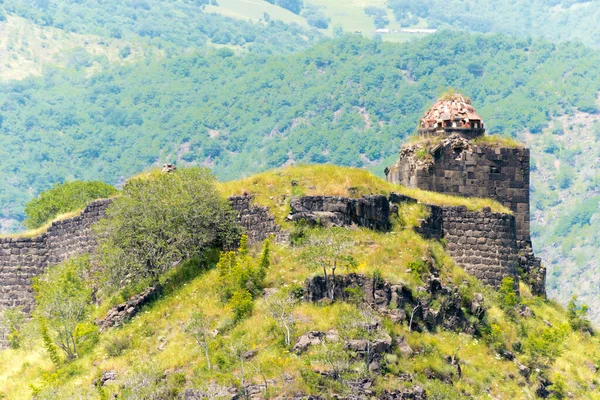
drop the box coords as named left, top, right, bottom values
left=288, top=195, right=390, bottom=231
left=387, top=140, right=530, bottom=248
left=229, top=195, right=289, bottom=244
left=440, top=206, right=519, bottom=288
left=0, top=199, right=112, bottom=315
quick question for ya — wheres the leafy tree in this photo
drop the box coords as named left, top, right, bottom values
left=185, top=311, right=214, bottom=369
left=33, top=256, right=93, bottom=362
left=300, top=228, right=356, bottom=300
left=567, top=295, right=593, bottom=334
left=24, top=180, right=118, bottom=229
left=264, top=289, right=298, bottom=346
left=94, top=168, right=237, bottom=290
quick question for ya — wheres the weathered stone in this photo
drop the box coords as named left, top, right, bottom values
left=518, top=363, right=531, bottom=378
left=292, top=331, right=325, bottom=354
left=101, top=370, right=117, bottom=386
left=288, top=195, right=390, bottom=231
left=229, top=195, right=290, bottom=245
left=396, top=336, right=414, bottom=358
left=96, top=286, right=161, bottom=331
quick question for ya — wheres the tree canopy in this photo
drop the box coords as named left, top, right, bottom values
left=93, top=168, right=237, bottom=291
left=24, top=180, right=118, bottom=230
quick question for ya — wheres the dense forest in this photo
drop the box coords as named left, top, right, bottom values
left=0, top=31, right=599, bottom=225
left=0, top=0, right=321, bottom=55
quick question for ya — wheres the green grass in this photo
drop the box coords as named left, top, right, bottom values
left=217, top=164, right=512, bottom=222
left=472, top=135, right=524, bottom=149
left=1, top=200, right=598, bottom=398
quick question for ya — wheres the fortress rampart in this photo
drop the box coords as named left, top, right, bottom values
left=0, top=199, right=111, bottom=314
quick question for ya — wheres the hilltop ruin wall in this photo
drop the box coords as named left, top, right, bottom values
left=386, top=139, right=531, bottom=248
left=0, top=199, right=112, bottom=314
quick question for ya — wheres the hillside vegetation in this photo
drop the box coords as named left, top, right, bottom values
left=0, top=15, right=153, bottom=81
left=524, top=111, right=600, bottom=323
left=0, top=0, right=322, bottom=54
left=0, top=165, right=597, bottom=399
left=1, top=31, right=600, bottom=229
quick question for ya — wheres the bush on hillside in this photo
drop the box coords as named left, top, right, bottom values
left=33, top=256, right=94, bottom=362
left=24, top=180, right=118, bottom=230
left=567, top=295, right=593, bottom=334
left=94, top=168, right=237, bottom=291
left=217, top=235, right=271, bottom=322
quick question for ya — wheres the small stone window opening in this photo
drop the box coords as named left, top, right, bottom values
left=490, top=166, right=501, bottom=174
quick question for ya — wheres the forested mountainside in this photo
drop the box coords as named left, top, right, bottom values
left=526, top=112, right=600, bottom=322
left=0, top=0, right=322, bottom=54
left=1, top=32, right=600, bottom=226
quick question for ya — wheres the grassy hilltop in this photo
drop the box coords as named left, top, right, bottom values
left=0, top=165, right=598, bottom=399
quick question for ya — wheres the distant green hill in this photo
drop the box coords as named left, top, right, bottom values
left=1, top=31, right=599, bottom=224
left=1, top=0, right=322, bottom=53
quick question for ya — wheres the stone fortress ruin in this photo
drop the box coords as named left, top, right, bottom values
left=385, top=94, right=544, bottom=295
left=0, top=94, right=545, bottom=346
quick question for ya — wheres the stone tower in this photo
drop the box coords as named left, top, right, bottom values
left=385, top=94, right=544, bottom=295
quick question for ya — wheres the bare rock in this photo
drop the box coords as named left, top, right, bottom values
left=100, top=370, right=117, bottom=386
left=161, top=163, right=177, bottom=173
left=292, top=331, right=325, bottom=354
left=396, top=336, right=414, bottom=358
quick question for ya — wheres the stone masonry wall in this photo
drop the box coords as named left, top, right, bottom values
left=390, top=195, right=519, bottom=288
left=440, top=206, right=519, bottom=287
left=288, top=195, right=390, bottom=231
left=387, top=139, right=530, bottom=248
left=229, top=195, right=290, bottom=244
left=0, top=199, right=112, bottom=315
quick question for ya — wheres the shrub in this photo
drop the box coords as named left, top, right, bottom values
left=105, top=335, right=131, bottom=357
left=567, top=295, right=593, bottom=334
left=94, top=168, right=237, bottom=291
left=230, top=290, right=254, bottom=322
left=33, top=256, right=93, bottom=362
left=1, top=306, right=25, bottom=349
left=498, top=277, right=519, bottom=313
left=24, top=180, right=118, bottom=229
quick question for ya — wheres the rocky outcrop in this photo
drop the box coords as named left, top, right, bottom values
left=96, top=286, right=161, bottom=331
left=303, top=273, right=483, bottom=334
left=288, top=195, right=390, bottom=231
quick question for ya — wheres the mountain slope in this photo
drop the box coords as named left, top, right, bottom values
left=0, top=15, right=153, bottom=81
left=0, top=165, right=598, bottom=399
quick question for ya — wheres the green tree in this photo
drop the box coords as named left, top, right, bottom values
left=300, top=228, right=356, bottom=300
left=185, top=311, right=213, bottom=369
left=33, top=256, right=92, bottom=362
left=567, top=295, right=593, bottom=334
left=24, top=181, right=118, bottom=229
left=94, top=168, right=237, bottom=291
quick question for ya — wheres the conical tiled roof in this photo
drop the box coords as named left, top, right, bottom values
left=418, top=94, right=484, bottom=139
